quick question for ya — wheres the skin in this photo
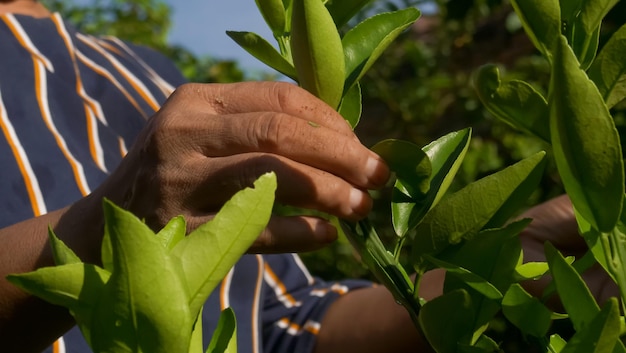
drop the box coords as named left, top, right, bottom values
left=0, top=2, right=617, bottom=353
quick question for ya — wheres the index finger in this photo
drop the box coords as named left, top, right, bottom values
left=191, top=81, right=356, bottom=137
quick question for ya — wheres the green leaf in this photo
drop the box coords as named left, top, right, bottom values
left=418, top=289, right=474, bottom=353
left=551, top=334, right=567, bottom=352
left=207, top=308, right=237, bottom=353
left=172, top=173, right=277, bottom=318
left=371, top=139, right=432, bottom=199
left=92, top=200, right=192, bottom=353
left=439, top=220, right=527, bottom=330
left=342, top=8, right=420, bottom=92
left=560, top=298, right=621, bottom=353
left=389, top=129, right=471, bottom=238
left=48, top=227, right=81, bottom=265
left=549, top=35, right=624, bottom=232
left=515, top=261, right=549, bottom=281
left=509, top=0, right=560, bottom=59
left=588, top=23, right=626, bottom=108
left=502, top=284, right=552, bottom=337
left=325, top=0, right=373, bottom=28
left=412, top=152, right=546, bottom=272
left=255, top=0, right=286, bottom=35
left=338, top=82, right=362, bottom=129
left=291, top=0, right=345, bottom=108
left=155, top=215, right=186, bottom=251
left=7, top=263, right=110, bottom=346
left=226, top=31, right=297, bottom=79
left=569, top=0, right=619, bottom=70
left=340, top=220, right=418, bottom=320
left=474, top=64, right=550, bottom=142
left=545, top=242, right=599, bottom=332
left=424, top=255, right=503, bottom=300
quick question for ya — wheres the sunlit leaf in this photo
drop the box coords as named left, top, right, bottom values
left=412, top=152, right=546, bottom=272
left=207, top=308, right=237, bottom=353
left=342, top=8, right=420, bottom=92
left=155, top=215, right=186, bottom=251
left=172, top=173, right=277, bottom=318
left=425, top=255, right=502, bottom=300
left=48, top=228, right=82, bottom=265
left=338, top=82, right=362, bottom=128
left=226, top=31, right=297, bottom=79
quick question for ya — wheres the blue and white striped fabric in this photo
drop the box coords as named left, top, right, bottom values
left=0, top=13, right=372, bottom=353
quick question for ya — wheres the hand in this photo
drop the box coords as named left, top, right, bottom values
left=518, top=195, right=618, bottom=306
left=99, top=81, right=389, bottom=254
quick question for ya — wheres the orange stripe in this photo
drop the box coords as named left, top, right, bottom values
left=252, top=255, right=264, bottom=353
left=76, top=52, right=148, bottom=120
left=264, top=263, right=299, bottom=306
left=52, top=339, right=60, bottom=353
left=77, top=35, right=160, bottom=112
left=33, top=61, right=89, bottom=196
left=0, top=96, right=41, bottom=216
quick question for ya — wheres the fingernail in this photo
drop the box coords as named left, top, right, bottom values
left=365, top=155, right=390, bottom=187
left=349, top=188, right=371, bottom=218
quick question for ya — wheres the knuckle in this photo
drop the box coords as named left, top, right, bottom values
left=250, top=112, right=293, bottom=152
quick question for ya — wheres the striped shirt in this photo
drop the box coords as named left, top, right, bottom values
left=0, top=13, right=371, bottom=353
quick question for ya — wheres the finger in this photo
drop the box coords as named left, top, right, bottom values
left=183, top=82, right=355, bottom=136
left=249, top=216, right=338, bottom=253
left=186, top=111, right=389, bottom=190
left=187, top=153, right=373, bottom=220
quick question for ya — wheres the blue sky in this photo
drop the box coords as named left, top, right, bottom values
left=163, top=1, right=274, bottom=73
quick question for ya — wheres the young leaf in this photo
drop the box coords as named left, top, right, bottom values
left=338, top=82, right=362, bottom=128
left=255, top=0, right=286, bottom=36
left=545, top=242, right=599, bottom=332
left=92, top=200, right=192, bottom=353
left=155, top=215, right=186, bottom=251
left=418, top=289, right=474, bottom=353
left=515, top=262, right=549, bottom=281
left=551, top=334, right=567, bottom=352
left=412, top=152, right=546, bottom=272
left=424, top=255, right=503, bottom=300
left=7, top=263, right=110, bottom=346
left=560, top=298, right=621, bottom=353
left=387, top=130, right=471, bottom=238
left=549, top=35, right=624, bottom=233
left=226, top=31, right=297, bottom=79
left=325, top=0, right=373, bottom=28
left=509, top=0, right=560, bottom=60
left=502, top=284, right=553, bottom=337
left=371, top=139, right=432, bottom=199
left=48, top=227, right=81, bottom=265
left=291, top=0, right=345, bottom=108
left=171, top=173, right=277, bottom=318
left=342, top=8, right=420, bottom=92
left=207, top=308, right=237, bottom=353
left=474, top=64, right=550, bottom=142
left=568, top=0, right=619, bottom=69
left=588, top=23, right=626, bottom=109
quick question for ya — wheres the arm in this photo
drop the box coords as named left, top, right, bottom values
left=0, top=81, right=390, bottom=351
left=315, top=269, right=444, bottom=353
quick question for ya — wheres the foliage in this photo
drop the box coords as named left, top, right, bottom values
left=234, top=0, right=626, bottom=352
left=8, top=173, right=278, bottom=352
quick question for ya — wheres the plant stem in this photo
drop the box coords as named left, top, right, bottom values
left=601, top=229, right=626, bottom=314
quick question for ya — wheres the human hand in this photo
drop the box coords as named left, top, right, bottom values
left=99, top=81, right=389, bottom=254
left=518, top=195, right=618, bottom=306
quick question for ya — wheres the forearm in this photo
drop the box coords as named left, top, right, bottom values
left=315, top=269, right=444, bottom=353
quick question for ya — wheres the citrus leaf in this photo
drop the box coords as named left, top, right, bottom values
left=419, top=289, right=474, bottom=353
left=342, top=8, right=420, bottom=92
left=588, top=23, right=626, bottom=108
left=549, top=36, right=624, bottom=232
left=226, top=31, right=297, bottom=79
left=509, top=0, right=560, bottom=60
left=502, top=284, right=553, bottom=337
left=325, top=0, right=373, bottom=28
left=206, top=308, right=237, bottom=353
left=474, top=64, right=550, bottom=142
left=338, top=81, right=362, bottom=129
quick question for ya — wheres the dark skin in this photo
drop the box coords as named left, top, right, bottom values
left=0, top=2, right=618, bottom=352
